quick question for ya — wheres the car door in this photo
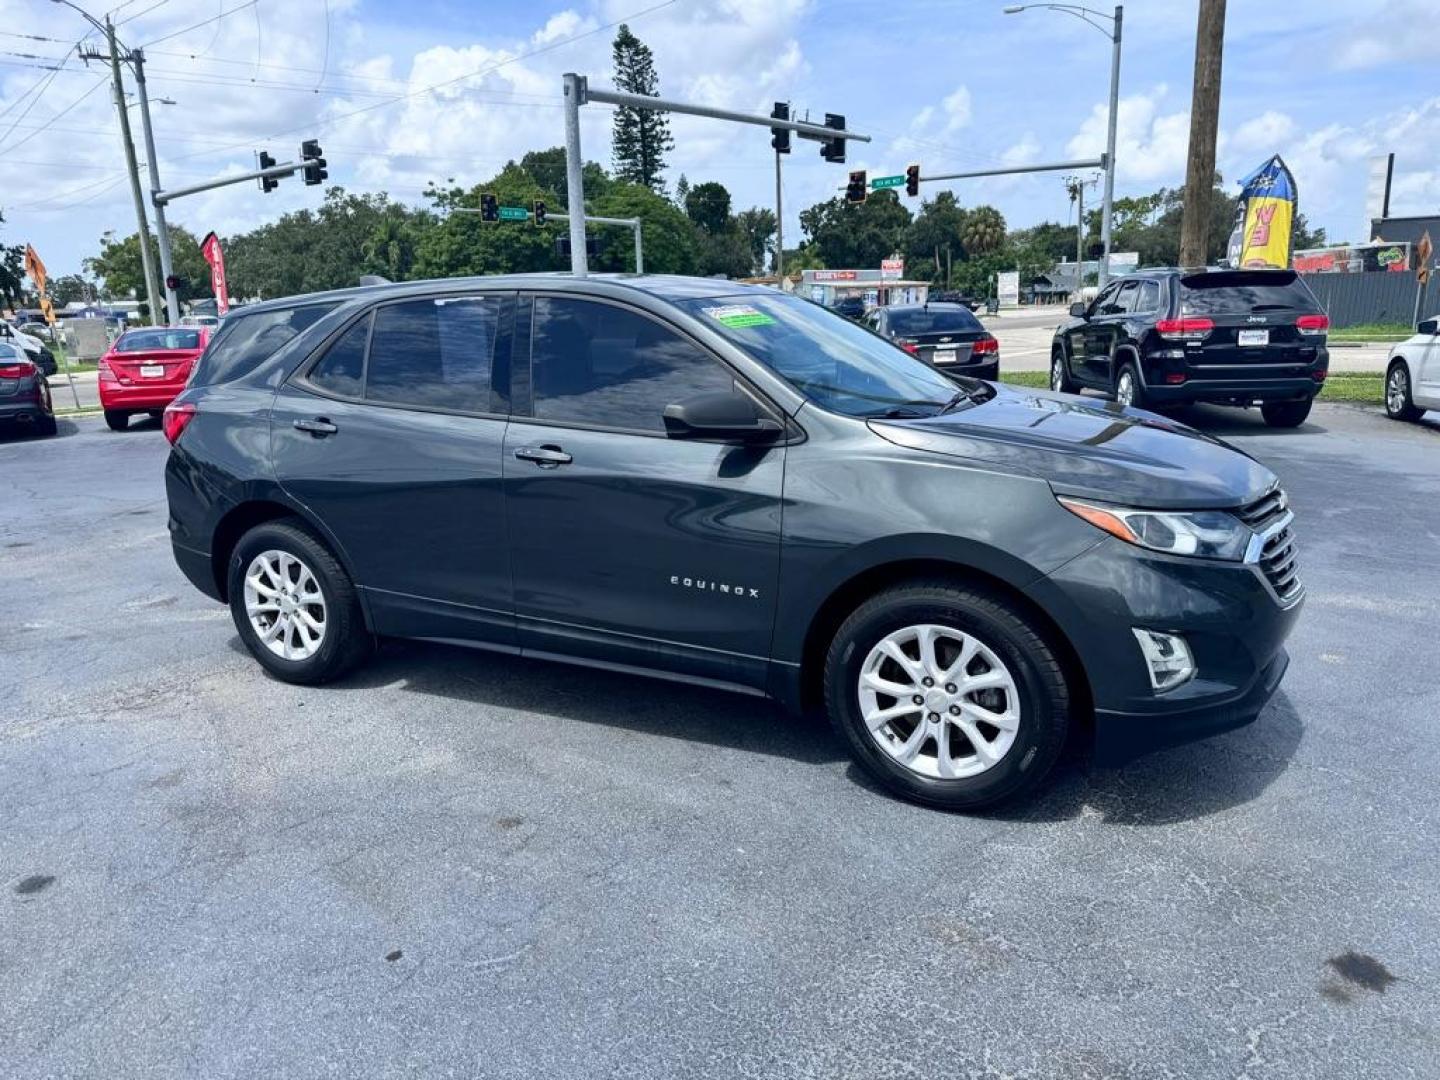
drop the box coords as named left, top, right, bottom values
left=1077, top=281, right=1120, bottom=385
left=503, top=292, right=786, bottom=691
left=1414, top=319, right=1440, bottom=408
left=270, top=291, right=518, bottom=646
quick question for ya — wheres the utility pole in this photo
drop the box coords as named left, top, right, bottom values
left=1066, top=174, right=1097, bottom=300
left=1099, top=4, right=1122, bottom=288
left=104, top=17, right=162, bottom=325
left=1179, top=0, right=1226, bottom=268
left=132, top=48, right=180, bottom=325
left=774, top=149, right=783, bottom=282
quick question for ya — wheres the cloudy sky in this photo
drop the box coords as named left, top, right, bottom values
left=1, top=0, right=1436, bottom=278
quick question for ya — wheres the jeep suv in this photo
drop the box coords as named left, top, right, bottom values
left=1050, top=268, right=1329, bottom=427
left=164, top=275, right=1302, bottom=810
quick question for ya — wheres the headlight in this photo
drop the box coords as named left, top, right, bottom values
left=1057, top=497, right=1250, bottom=561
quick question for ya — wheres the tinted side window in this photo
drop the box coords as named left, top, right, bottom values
left=1103, top=282, right=1137, bottom=315
left=530, top=297, right=734, bottom=432
left=1090, top=282, right=1121, bottom=316
left=307, top=314, right=369, bottom=397
left=191, top=303, right=340, bottom=387
left=1137, top=280, right=1161, bottom=313
left=364, top=296, right=499, bottom=413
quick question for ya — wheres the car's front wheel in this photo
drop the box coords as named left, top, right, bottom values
left=1385, top=361, right=1423, bottom=421
left=227, top=520, right=372, bottom=685
left=1261, top=399, right=1313, bottom=428
left=824, top=580, right=1071, bottom=810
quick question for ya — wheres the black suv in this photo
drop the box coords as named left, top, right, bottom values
left=165, top=275, right=1302, bottom=810
left=1050, top=268, right=1329, bottom=427
left=867, top=302, right=999, bottom=379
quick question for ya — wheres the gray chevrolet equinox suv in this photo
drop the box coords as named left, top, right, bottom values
left=164, top=275, right=1302, bottom=810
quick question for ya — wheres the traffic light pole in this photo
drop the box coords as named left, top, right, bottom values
left=154, top=160, right=303, bottom=205
left=561, top=72, right=870, bottom=276
left=132, top=48, right=181, bottom=326
left=774, top=150, right=784, bottom=282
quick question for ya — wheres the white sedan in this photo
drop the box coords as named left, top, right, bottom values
left=1385, top=316, right=1440, bottom=421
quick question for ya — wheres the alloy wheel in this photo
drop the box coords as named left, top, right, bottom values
left=243, top=549, right=327, bottom=661
left=856, top=623, right=1021, bottom=780
left=1051, top=356, right=1064, bottom=391
left=1116, top=371, right=1135, bottom=406
left=1387, top=367, right=1408, bottom=415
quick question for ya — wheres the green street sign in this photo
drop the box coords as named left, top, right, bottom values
left=870, top=175, right=905, bottom=190
left=498, top=206, right=529, bottom=221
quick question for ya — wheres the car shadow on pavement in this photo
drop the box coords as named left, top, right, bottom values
left=985, top=691, right=1305, bottom=826
left=234, top=635, right=851, bottom=767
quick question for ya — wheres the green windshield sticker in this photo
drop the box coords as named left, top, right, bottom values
left=703, top=304, right=775, bottom=328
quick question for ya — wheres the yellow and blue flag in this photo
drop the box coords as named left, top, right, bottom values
left=1237, top=156, right=1298, bottom=270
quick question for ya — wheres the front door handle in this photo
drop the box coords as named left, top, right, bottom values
left=294, top=417, right=338, bottom=436
left=514, top=444, right=572, bottom=467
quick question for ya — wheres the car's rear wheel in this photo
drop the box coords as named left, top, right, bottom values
left=1114, top=362, right=1145, bottom=409
left=1385, top=361, right=1423, bottom=421
left=824, top=580, right=1071, bottom=810
left=104, top=409, right=128, bottom=431
left=1261, top=399, right=1312, bottom=428
left=227, top=520, right=372, bottom=685
left=1050, top=348, right=1075, bottom=393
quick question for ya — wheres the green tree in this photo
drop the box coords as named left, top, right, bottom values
left=734, top=207, right=776, bottom=273
left=799, top=190, right=912, bottom=270
left=412, top=165, right=562, bottom=280
left=684, top=181, right=731, bottom=235
left=610, top=24, right=673, bottom=193
left=904, top=191, right=968, bottom=282
left=673, top=174, right=690, bottom=208
left=47, top=274, right=97, bottom=307
left=591, top=182, right=697, bottom=273
left=1008, top=220, right=1077, bottom=264
left=1292, top=212, right=1326, bottom=252
left=961, top=205, right=1006, bottom=256
left=0, top=243, right=27, bottom=310
left=518, top=147, right=612, bottom=205
left=85, top=225, right=211, bottom=313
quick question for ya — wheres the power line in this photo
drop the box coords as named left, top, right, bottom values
left=117, top=0, right=173, bottom=27
left=138, top=0, right=260, bottom=49
left=4, top=76, right=109, bottom=154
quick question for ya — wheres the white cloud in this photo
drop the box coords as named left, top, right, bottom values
left=1065, top=84, right=1190, bottom=185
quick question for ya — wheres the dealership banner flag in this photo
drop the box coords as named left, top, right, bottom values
left=1237, top=155, right=1298, bottom=270
left=199, top=231, right=231, bottom=316
left=23, top=244, right=57, bottom=324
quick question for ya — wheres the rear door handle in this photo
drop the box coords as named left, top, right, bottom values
left=294, top=417, right=338, bottom=436
left=513, top=444, right=572, bottom=467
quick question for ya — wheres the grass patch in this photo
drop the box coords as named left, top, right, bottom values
left=1329, top=323, right=1411, bottom=343
left=998, top=369, right=1384, bottom=405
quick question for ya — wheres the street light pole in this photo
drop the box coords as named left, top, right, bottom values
left=1004, top=4, right=1123, bottom=287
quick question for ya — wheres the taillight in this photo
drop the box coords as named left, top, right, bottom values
left=0, top=362, right=30, bottom=378
left=897, top=339, right=919, bottom=354
left=97, top=355, right=118, bottom=383
left=1165, top=372, right=1187, bottom=384
left=1296, top=313, right=1329, bottom=335
left=1155, top=317, right=1215, bottom=340
left=1312, top=370, right=1328, bottom=382
left=163, top=401, right=196, bottom=445
left=972, top=334, right=998, bottom=356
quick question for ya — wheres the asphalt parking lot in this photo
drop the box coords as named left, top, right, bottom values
left=3, top=404, right=1438, bottom=1079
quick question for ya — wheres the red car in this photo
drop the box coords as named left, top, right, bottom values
left=0, top=341, right=57, bottom=437
left=99, top=326, right=211, bottom=431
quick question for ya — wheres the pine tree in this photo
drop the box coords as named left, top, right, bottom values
left=610, top=24, right=674, bottom=194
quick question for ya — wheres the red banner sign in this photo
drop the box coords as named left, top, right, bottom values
left=199, top=231, right=230, bottom=316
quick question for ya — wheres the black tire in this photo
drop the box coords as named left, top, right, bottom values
left=1385, top=360, right=1423, bottom=422
left=1114, top=361, right=1145, bottom=409
left=1050, top=347, right=1076, bottom=393
left=227, top=519, right=372, bottom=685
left=34, top=412, right=57, bottom=437
left=824, top=579, right=1071, bottom=811
left=1261, top=399, right=1312, bottom=428
left=104, top=409, right=128, bottom=432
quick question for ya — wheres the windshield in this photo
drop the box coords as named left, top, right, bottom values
left=1179, top=271, right=1318, bottom=315
left=116, top=329, right=202, bottom=352
left=886, top=307, right=982, bottom=335
left=679, top=294, right=968, bottom=418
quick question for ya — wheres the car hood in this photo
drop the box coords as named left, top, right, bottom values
left=869, top=383, right=1276, bottom=509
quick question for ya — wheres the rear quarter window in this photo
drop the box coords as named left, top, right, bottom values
left=190, top=302, right=341, bottom=387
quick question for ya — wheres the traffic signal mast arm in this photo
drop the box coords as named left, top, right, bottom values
left=153, top=158, right=304, bottom=206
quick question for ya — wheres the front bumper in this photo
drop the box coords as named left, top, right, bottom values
left=1025, top=535, right=1302, bottom=764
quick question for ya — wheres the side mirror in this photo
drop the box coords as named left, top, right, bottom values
left=1069, top=302, right=1087, bottom=319
left=663, top=391, right=783, bottom=444
left=1419, top=318, right=1438, bottom=336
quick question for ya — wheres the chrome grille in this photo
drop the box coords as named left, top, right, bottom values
left=1240, top=486, right=1301, bottom=603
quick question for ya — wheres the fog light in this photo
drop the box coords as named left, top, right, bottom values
left=1132, top=628, right=1195, bottom=691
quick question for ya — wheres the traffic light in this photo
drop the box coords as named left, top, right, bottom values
left=555, top=236, right=599, bottom=258
left=164, top=274, right=183, bottom=291
left=534, top=200, right=546, bottom=226
left=846, top=170, right=867, bottom=204
left=770, top=102, right=791, bottom=154
left=820, top=113, right=846, bottom=163
left=905, top=163, right=920, bottom=197
left=301, top=139, right=327, bottom=186
left=257, top=150, right=278, bottom=193
left=480, top=193, right=498, bottom=223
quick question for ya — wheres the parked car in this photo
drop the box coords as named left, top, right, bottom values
left=98, top=326, right=210, bottom=431
left=931, top=290, right=981, bottom=312
left=1050, top=268, right=1329, bottom=427
left=17, top=321, right=56, bottom=344
left=0, top=321, right=57, bottom=376
left=0, top=342, right=57, bottom=437
left=181, top=314, right=222, bottom=330
left=164, top=275, right=1302, bottom=810
left=833, top=295, right=866, bottom=321
left=1383, top=316, right=1440, bottom=422
left=868, top=302, right=999, bottom=379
